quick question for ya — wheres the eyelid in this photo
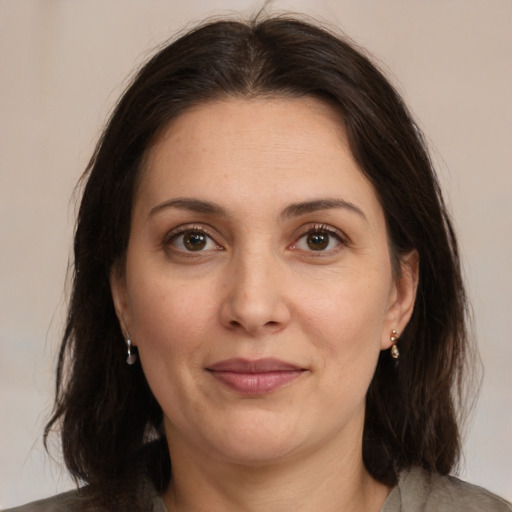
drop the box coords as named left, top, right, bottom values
left=163, top=222, right=349, bottom=254
left=164, top=223, right=224, bottom=250
left=289, top=223, right=349, bottom=252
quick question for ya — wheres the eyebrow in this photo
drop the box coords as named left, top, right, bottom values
left=148, top=197, right=366, bottom=222
left=280, top=198, right=367, bottom=222
left=149, top=198, right=228, bottom=218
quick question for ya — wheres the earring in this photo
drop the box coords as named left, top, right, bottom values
left=390, top=329, right=400, bottom=360
left=126, top=333, right=137, bottom=365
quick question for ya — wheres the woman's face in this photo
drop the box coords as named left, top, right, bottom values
left=111, top=97, right=417, bottom=467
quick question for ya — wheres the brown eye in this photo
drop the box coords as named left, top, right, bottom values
left=291, top=226, right=344, bottom=254
left=168, top=228, right=221, bottom=253
left=183, top=231, right=207, bottom=251
left=306, top=232, right=330, bottom=251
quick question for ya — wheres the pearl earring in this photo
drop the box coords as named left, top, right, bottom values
left=126, top=333, right=137, bottom=365
left=390, top=329, right=400, bottom=360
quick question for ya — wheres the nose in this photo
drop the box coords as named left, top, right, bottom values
left=219, top=250, right=291, bottom=336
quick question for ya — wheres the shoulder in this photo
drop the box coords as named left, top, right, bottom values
left=3, top=442, right=169, bottom=512
left=383, top=467, right=512, bottom=512
left=2, top=482, right=166, bottom=512
left=2, top=489, right=92, bottom=512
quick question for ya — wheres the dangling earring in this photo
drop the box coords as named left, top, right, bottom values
left=390, top=329, right=400, bottom=360
left=126, top=332, right=137, bottom=365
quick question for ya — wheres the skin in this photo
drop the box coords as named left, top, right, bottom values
left=111, top=96, right=418, bottom=512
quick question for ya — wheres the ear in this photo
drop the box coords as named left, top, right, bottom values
left=381, top=250, right=419, bottom=350
left=109, top=263, right=133, bottom=341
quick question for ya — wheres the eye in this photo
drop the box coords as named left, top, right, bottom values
left=305, top=232, right=330, bottom=251
left=167, top=227, right=222, bottom=252
left=292, top=226, right=344, bottom=252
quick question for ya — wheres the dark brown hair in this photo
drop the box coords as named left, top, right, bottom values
left=45, top=15, right=471, bottom=492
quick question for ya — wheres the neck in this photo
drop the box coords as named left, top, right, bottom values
left=162, top=432, right=391, bottom=512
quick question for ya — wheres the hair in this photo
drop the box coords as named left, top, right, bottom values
left=45, top=15, right=471, bottom=494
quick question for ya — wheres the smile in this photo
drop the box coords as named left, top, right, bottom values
left=206, top=358, right=306, bottom=395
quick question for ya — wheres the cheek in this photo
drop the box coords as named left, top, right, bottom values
left=286, top=275, right=387, bottom=430
left=298, top=272, right=390, bottom=351
left=125, top=273, right=219, bottom=417
left=127, top=271, right=218, bottom=358
left=294, top=268, right=392, bottom=402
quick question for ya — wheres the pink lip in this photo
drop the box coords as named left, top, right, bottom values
left=206, top=358, right=306, bottom=395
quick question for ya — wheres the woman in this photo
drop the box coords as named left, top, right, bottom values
left=7, top=15, right=511, bottom=512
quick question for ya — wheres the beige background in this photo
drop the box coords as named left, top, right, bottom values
left=1, top=0, right=511, bottom=507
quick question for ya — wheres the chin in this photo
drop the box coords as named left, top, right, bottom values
left=217, top=437, right=301, bottom=467
left=200, top=411, right=315, bottom=466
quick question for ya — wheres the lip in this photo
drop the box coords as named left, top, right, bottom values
left=206, top=358, right=306, bottom=395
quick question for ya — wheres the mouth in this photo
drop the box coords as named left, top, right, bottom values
left=206, top=358, right=306, bottom=395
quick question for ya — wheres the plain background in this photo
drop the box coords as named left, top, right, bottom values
left=1, top=0, right=511, bottom=507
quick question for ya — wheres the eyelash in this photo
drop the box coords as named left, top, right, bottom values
left=163, top=223, right=348, bottom=255
left=164, top=224, right=223, bottom=254
left=291, top=224, right=347, bottom=255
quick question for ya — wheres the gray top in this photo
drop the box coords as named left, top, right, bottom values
left=4, top=467, right=511, bottom=511
left=382, top=467, right=511, bottom=511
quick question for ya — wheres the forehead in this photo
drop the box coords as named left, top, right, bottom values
left=136, top=96, right=381, bottom=222
left=145, top=96, right=347, bottom=165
